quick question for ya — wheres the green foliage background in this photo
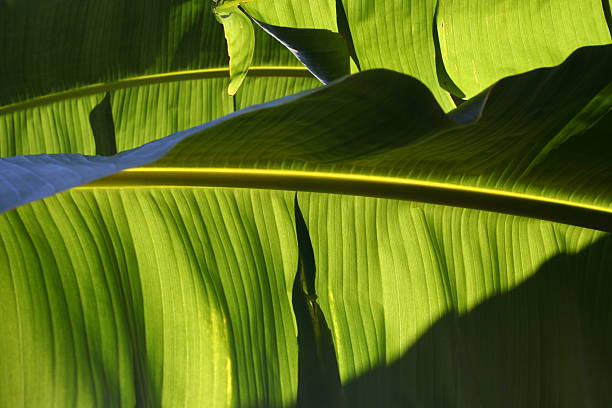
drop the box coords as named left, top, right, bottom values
left=0, top=0, right=611, bottom=406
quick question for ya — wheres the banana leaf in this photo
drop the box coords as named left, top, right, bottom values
left=2, top=1, right=612, bottom=406
left=1, top=44, right=611, bottom=406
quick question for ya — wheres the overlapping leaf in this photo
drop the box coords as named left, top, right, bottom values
left=97, top=45, right=612, bottom=231
left=2, top=45, right=611, bottom=228
left=251, top=17, right=351, bottom=84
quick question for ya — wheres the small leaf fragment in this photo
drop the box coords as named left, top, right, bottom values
left=214, top=4, right=255, bottom=95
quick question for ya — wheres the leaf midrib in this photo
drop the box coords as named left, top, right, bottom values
left=0, top=66, right=312, bottom=114
left=78, top=167, right=612, bottom=232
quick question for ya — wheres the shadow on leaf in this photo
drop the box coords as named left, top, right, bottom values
left=334, top=234, right=612, bottom=407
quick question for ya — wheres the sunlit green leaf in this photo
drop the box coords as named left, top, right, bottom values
left=0, top=188, right=299, bottom=407
left=243, top=0, right=338, bottom=29
left=1, top=1, right=611, bottom=407
left=437, top=0, right=612, bottom=97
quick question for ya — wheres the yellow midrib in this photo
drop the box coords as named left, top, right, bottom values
left=77, top=167, right=612, bottom=231
left=0, top=66, right=312, bottom=114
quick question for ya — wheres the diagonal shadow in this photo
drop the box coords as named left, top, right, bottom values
left=338, top=234, right=612, bottom=408
left=292, top=196, right=344, bottom=407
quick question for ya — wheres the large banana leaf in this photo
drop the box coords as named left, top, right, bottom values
left=1, top=43, right=611, bottom=407
left=3, top=189, right=609, bottom=407
left=87, top=45, right=612, bottom=231
left=3, top=46, right=611, bottom=225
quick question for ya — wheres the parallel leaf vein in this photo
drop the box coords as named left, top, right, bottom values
left=0, top=67, right=312, bottom=114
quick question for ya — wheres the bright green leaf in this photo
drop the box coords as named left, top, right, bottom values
left=243, top=0, right=338, bottom=30
left=0, top=188, right=299, bottom=407
left=437, top=0, right=612, bottom=97
left=1, top=1, right=612, bottom=405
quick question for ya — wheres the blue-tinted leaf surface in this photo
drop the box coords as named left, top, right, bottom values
left=2, top=46, right=611, bottom=231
